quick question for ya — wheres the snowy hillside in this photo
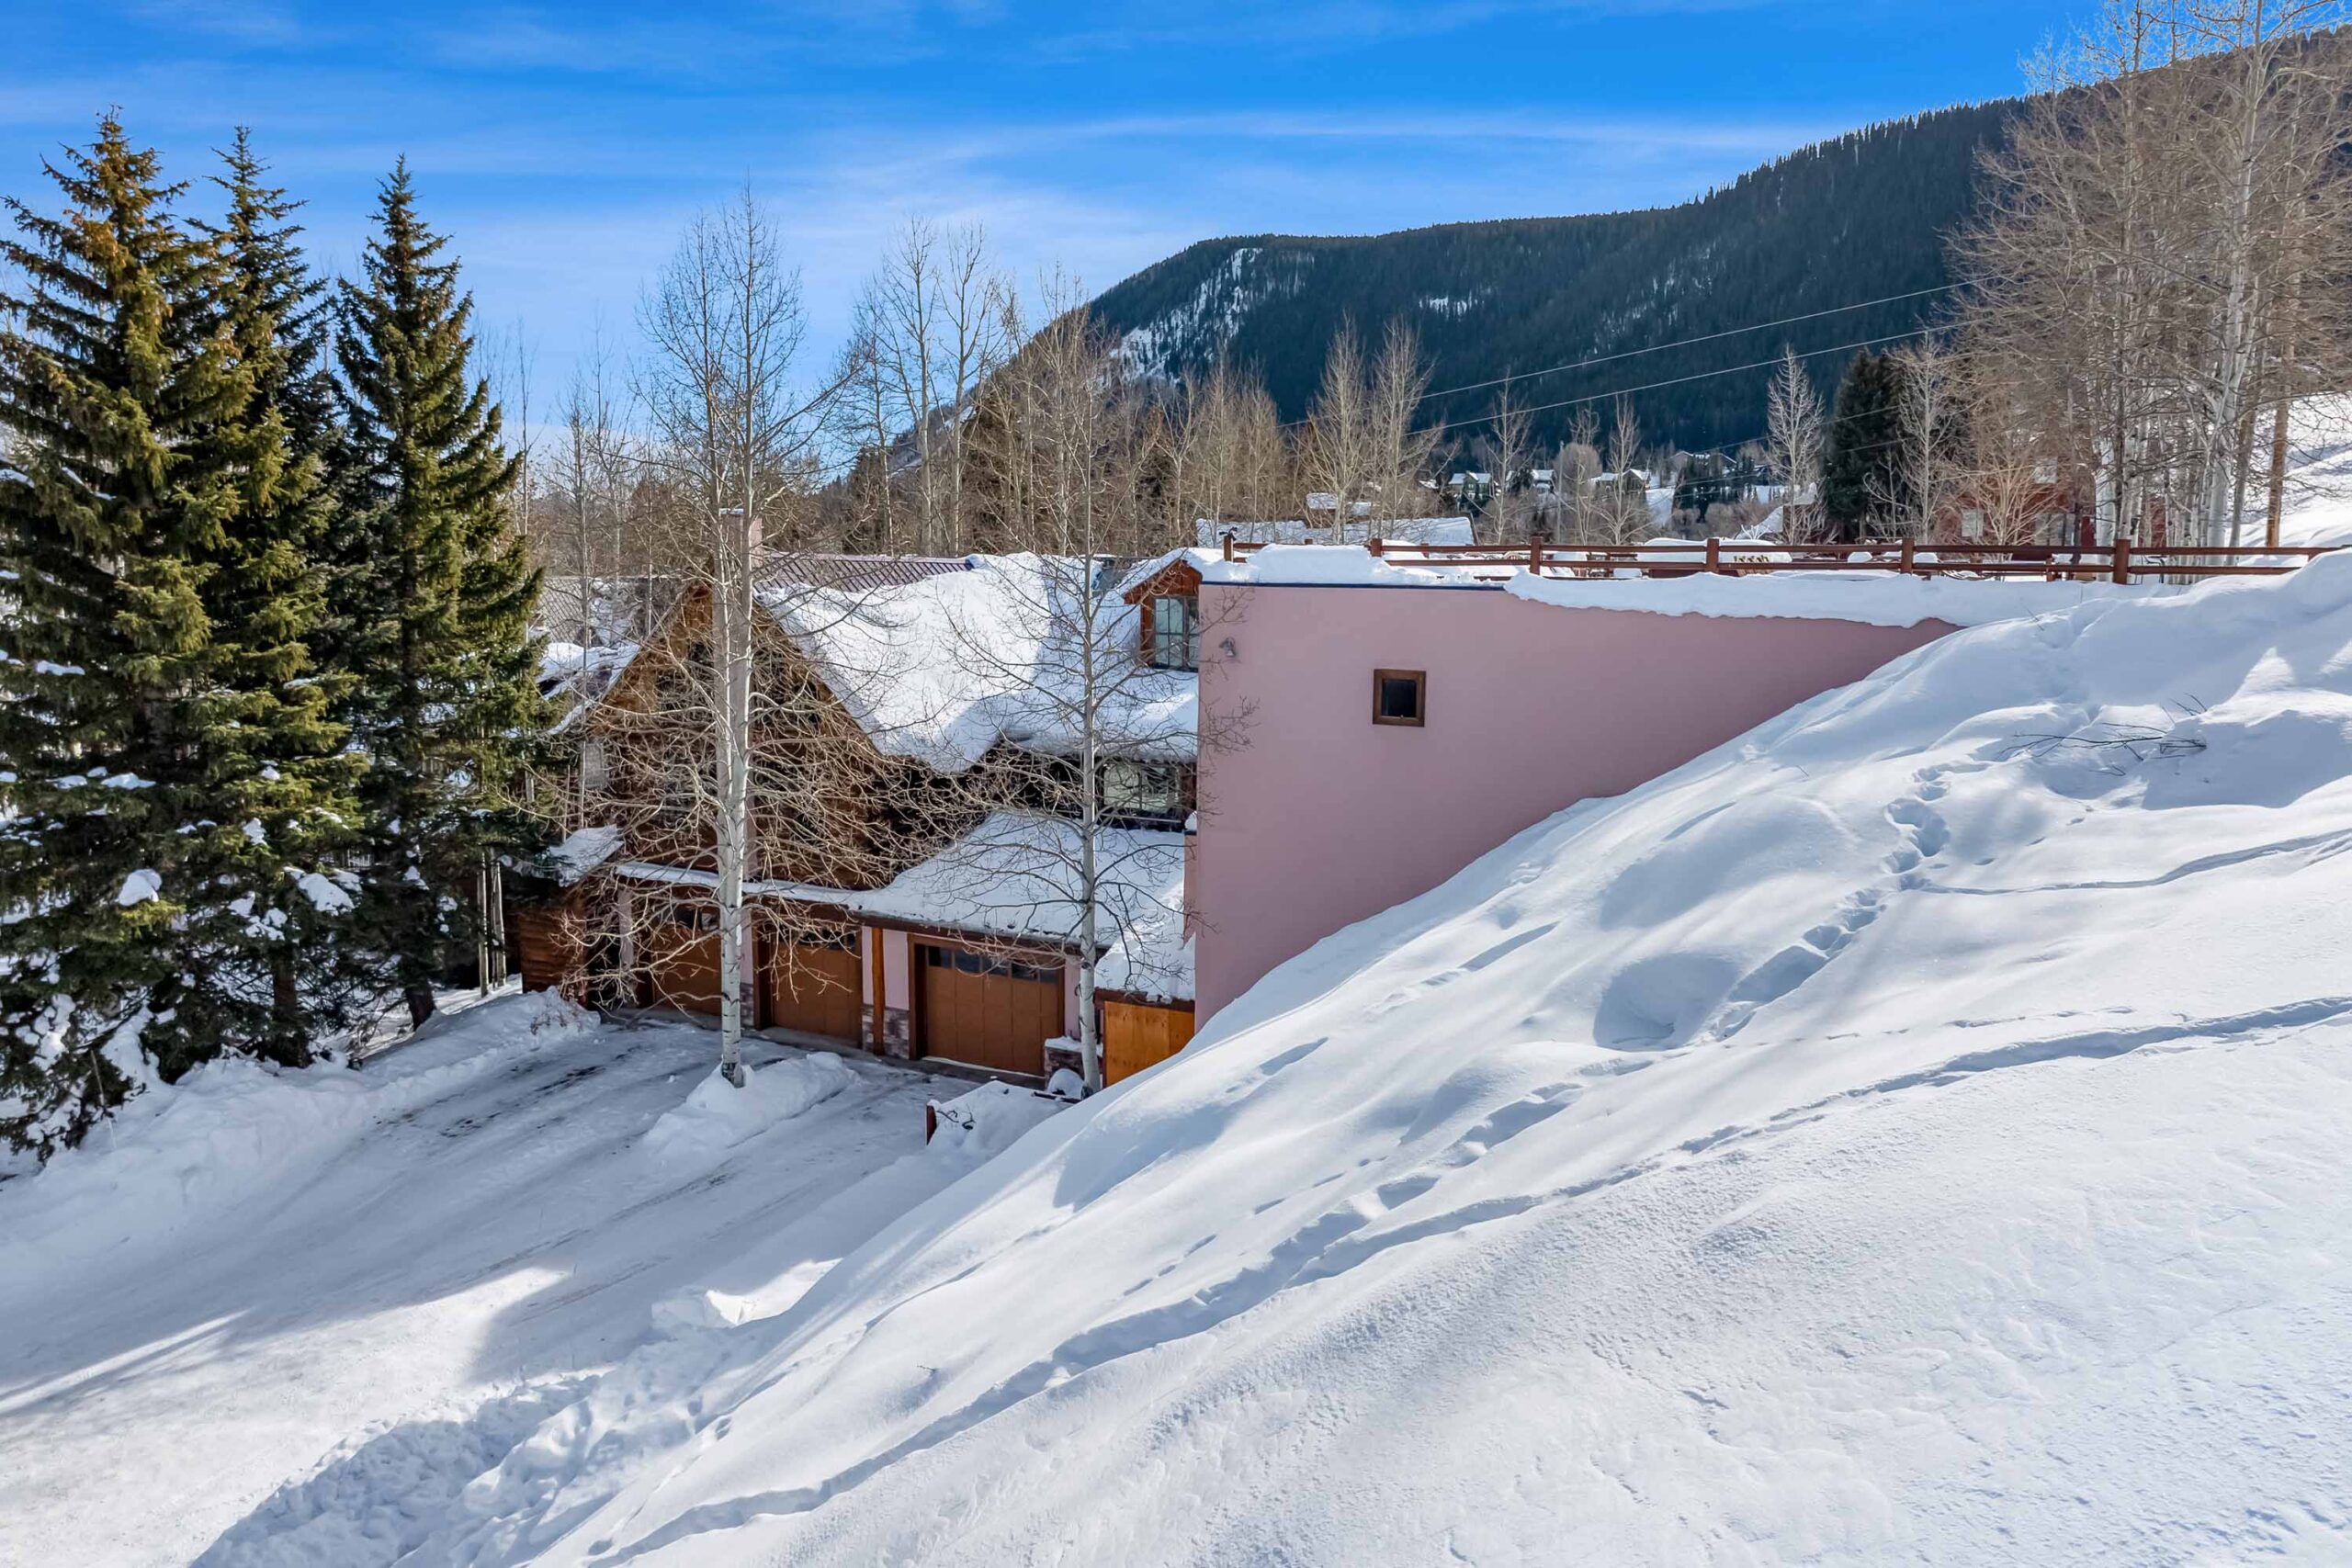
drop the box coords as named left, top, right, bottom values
left=213, top=545, right=2351, bottom=1562
left=2275, top=395, right=2352, bottom=548
left=0, top=998, right=1046, bottom=1568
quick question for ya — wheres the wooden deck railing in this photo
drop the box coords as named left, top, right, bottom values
left=1216, top=533, right=2342, bottom=585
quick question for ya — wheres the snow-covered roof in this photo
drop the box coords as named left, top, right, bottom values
left=755, top=552, right=977, bottom=595
left=1202, top=544, right=2174, bottom=629
left=540, top=824, right=625, bottom=886
left=539, top=640, right=640, bottom=713
left=615, top=811, right=1192, bottom=1001
left=1113, top=547, right=1218, bottom=600
left=1194, top=515, right=1476, bottom=548
left=755, top=555, right=1196, bottom=774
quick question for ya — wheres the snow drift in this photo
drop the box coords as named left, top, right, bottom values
left=264, top=558, right=2352, bottom=1561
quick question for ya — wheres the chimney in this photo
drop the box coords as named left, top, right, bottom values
left=718, top=507, right=763, bottom=558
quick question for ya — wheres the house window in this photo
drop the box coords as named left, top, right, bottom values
left=1102, top=760, right=1190, bottom=828
left=1959, top=509, right=1985, bottom=540
left=1150, top=593, right=1199, bottom=670
left=1373, top=669, right=1426, bottom=728
left=581, top=738, right=609, bottom=793
left=923, top=945, right=1059, bottom=985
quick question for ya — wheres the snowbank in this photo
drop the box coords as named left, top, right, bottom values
left=637, top=1053, right=856, bottom=1170
left=0, top=991, right=596, bottom=1266
left=924, top=1079, right=1063, bottom=1159
left=409, top=549, right=2352, bottom=1563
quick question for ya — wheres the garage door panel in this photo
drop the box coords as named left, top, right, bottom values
left=765, top=937, right=865, bottom=1041
left=917, top=943, right=1059, bottom=1077
left=646, top=922, right=723, bottom=1015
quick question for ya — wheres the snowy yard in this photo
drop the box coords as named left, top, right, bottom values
left=0, top=996, right=1029, bottom=1568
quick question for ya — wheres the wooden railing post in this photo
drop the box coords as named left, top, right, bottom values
left=2111, top=533, right=2132, bottom=585
left=1529, top=534, right=1544, bottom=573
left=1899, top=536, right=1916, bottom=575
left=1706, top=536, right=1724, bottom=575
left=1221, top=533, right=1235, bottom=563
left=1368, top=536, right=1385, bottom=559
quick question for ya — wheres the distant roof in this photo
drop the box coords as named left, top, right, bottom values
left=535, top=575, right=680, bottom=646
left=1194, top=516, right=1476, bottom=548
left=754, top=552, right=977, bottom=595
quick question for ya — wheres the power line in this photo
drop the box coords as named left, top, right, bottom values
left=1276, top=283, right=1956, bottom=430
left=1426, top=328, right=1939, bottom=438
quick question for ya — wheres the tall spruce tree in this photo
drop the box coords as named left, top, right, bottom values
left=170, top=130, right=367, bottom=1067
left=1821, top=350, right=1907, bottom=539
left=330, top=162, right=546, bottom=1028
left=0, top=118, right=248, bottom=1153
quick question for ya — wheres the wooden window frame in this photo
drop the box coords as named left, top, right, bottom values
left=1148, top=592, right=1199, bottom=671
left=1373, top=668, right=1427, bottom=728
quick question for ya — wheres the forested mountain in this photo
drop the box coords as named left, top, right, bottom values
left=1091, top=99, right=2019, bottom=455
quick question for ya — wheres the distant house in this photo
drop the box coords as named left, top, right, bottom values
left=1196, top=515, right=1476, bottom=549
left=1930, top=482, right=2088, bottom=547
left=1446, top=471, right=1495, bottom=508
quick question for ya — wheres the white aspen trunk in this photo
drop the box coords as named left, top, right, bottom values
left=575, top=431, right=594, bottom=825
left=1077, top=563, right=1103, bottom=1095
left=714, top=505, right=753, bottom=1084
left=2199, top=27, right=2272, bottom=544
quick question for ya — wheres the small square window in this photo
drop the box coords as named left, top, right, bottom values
left=1374, top=669, right=1426, bottom=727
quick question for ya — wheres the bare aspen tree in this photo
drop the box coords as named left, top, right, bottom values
left=1369, top=320, right=1442, bottom=515
left=549, top=334, right=635, bottom=816
left=934, top=558, right=1202, bottom=1095
left=1305, top=320, right=1374, bottom=520
left=1304, top=318, right=1440, bottom=528
left=862, top=219, right=1009, bottom=555
left=1960, top=0, right=2352, bottom=547
left=1555, top=404, right=1602, bottom=541
left=1592, top=398, right=1653, bottom=545
left=1162, top=356, right=1292, bottom=542
left=1474, top=378, right=1533, bottom=542
left=635, top=192, right=860, bottom=1087
left=1887, top=337, right=1957, bottom=537
left=933, top=301, right=1210, bottom=1091
left=1764, top=348, right=1826, bottom=542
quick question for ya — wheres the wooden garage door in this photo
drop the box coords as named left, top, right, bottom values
left=764, top=931, right=865, bottom=1042
left=645, top=917, right=724, bottom=1015
left=917, top=943, right=1061, bottom=1077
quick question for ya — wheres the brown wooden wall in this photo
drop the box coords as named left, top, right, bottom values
left=513, top=901, right=585, bottom=997
left=1102, top=998, right=1197, bottom=1086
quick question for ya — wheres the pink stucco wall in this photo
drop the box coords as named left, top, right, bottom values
left=1191, top=581, right=1953, bottom=1021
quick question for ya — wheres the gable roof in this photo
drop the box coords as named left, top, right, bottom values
left=755, top=554, right=1197, bottom=774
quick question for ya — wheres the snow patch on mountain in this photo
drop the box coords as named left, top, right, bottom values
left=1115, top=244, right=1314, bottom=380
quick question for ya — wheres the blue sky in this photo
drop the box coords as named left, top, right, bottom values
left=6, top=0, right=2078, bottom=395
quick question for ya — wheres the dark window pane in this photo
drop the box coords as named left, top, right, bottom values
left=1151, top=594, right=1199, bottom=670
left=1378, top=675, right=1422, bottom=720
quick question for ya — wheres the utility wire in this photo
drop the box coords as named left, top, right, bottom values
left=1425, top=328, right=1939, bottom=437
left=1276, top=283, right=1956, bottom=430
